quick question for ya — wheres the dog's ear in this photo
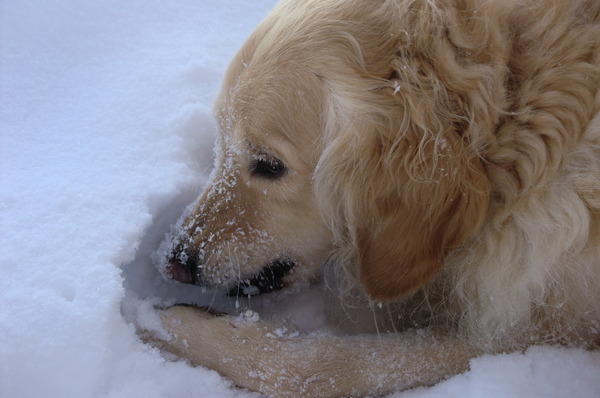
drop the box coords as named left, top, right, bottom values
left=312, top=0, right=512, bottom=301
left=354, top=132, right=490, bottom=301
left=316, top=85, right=491, bottom=302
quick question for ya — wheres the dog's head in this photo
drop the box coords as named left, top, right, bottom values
left=164, top=1, right=496, bottom=301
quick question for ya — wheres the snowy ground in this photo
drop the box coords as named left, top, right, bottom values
left=1, top=1, right=599, bottom=397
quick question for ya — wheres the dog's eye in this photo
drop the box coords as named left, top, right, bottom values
left=251, top=155, right=286, bottom=179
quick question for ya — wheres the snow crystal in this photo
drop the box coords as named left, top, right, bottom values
left=241, top=285, right=262, bottom=296
left=236, top=309, right=261, bottom=324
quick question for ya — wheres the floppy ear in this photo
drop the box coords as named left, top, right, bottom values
left=316, top=77, right=492, bottom=302
left=354, top=132, right=490, bottom=301
left=316, top=105, right=490, bottom=301
left=311, top=0, right=513, bottom=301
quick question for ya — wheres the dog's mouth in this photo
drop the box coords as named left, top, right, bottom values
left=165, top=256, right=295, bottom=297
left=227, top=259, right=295, bottom=297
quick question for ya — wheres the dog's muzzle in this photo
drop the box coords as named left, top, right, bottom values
left=165, top=254, right=295, bottom=296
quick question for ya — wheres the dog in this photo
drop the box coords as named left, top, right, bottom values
left=149, top=0, right=600, bottom=396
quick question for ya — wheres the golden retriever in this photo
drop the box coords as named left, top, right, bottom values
left=149, top=0, right=600, bottom=396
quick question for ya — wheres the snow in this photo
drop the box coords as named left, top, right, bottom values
left=1, top=1, right=599, bottom=397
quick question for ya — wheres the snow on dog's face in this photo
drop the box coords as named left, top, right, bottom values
left=163, top=51, right=333, bottom=295
left=161, top=0, right=491, bottom=300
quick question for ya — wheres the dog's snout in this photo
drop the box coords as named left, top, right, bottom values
left=165, top=253, right=199, bottom=285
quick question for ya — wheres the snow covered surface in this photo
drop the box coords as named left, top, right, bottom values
left=1, top=1, right=599, bottom=397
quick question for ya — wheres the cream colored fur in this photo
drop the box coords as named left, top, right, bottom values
left=149, top=0, right=600, bottom=396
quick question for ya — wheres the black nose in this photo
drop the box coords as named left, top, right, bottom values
left=165, top=253, right=199, bottom=285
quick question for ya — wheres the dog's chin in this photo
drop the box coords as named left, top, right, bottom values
left=227, top=259, right=296, bottom=297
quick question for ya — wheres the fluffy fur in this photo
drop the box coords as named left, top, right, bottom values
left=149, top=0, right=600, bottom=396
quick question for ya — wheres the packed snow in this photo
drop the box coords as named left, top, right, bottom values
left=1, top=1, right=599, bottom=397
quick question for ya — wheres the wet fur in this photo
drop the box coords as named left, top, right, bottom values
left=152, top=0, right=600, bottom=397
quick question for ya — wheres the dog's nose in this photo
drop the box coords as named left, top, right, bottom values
left=165, top=254, right=198, bottom=285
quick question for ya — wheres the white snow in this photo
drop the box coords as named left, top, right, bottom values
left=1, top=1, right=599, bottom=397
